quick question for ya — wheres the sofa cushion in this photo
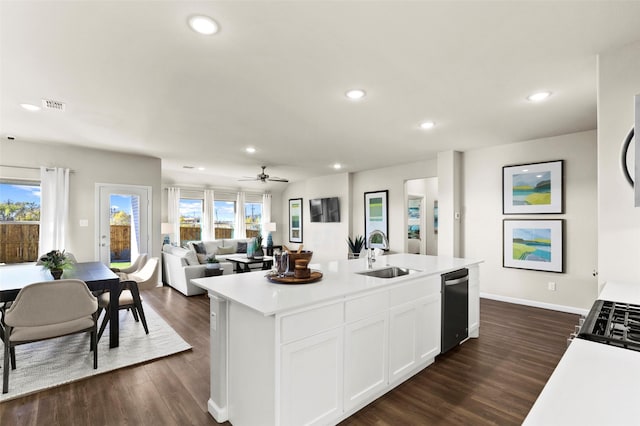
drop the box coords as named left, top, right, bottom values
left=184, top=250, right=199, bottom=266
left=236, top=241, right=247, bottom=253
left=217, top=246, right=235, bottom=255
left=193, top=242, right=206, bottom=254
left=196, top=253, right=208, bottom=264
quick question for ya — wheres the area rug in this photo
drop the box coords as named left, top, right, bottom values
left=0, top=304, right=191, bottom=402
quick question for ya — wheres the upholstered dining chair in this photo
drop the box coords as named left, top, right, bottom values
left=110, top=253, right=148, bottom=275
left=95, top=257, right=158, bottom=342
left=2, top=279, right=98, bottom=394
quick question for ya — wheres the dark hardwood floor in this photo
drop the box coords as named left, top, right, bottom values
left=0, top=287, right=578, bottom=425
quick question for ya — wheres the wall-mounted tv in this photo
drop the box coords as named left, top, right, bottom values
left=309, top=197, right=340, bottom=223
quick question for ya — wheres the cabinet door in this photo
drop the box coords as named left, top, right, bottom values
left=416, top=293, right=441, bottom=361
left=280, top=328, right=343, bottom=426
left=468, top=266, right=480, bottom=337
left=388, top=302, right=418, bottom=383
left=344, top=313, right=388, bottom=411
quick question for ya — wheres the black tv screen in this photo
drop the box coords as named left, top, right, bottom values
left=309, top=197, right=340, bottom=222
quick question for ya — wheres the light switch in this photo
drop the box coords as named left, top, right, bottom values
left=79, top=219, right=89, bottom=227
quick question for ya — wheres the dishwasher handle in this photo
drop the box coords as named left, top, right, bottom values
left=444, top=276, right=468, bottom=286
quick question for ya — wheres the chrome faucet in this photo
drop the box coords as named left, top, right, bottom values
left=367, top=230, right=389, bottom=269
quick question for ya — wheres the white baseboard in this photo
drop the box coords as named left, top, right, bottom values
left=208, top=399, right=228, bottom=423
left=480, top=292, right=590, bottom=316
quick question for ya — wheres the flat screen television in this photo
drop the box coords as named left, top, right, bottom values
left=309, top=197, right=340, bottom=222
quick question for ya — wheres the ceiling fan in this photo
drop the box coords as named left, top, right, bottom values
left=239, top=166, right=289, bottom=183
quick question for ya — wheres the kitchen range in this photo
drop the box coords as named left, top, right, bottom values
left=524, top=281, right=640, bottom=425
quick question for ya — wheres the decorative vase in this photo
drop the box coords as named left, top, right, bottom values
left=206, top=263, right=220, bottom=270
left=253, top=246, right=264, bottom=260
left=50, top=268, right=63, bottom=280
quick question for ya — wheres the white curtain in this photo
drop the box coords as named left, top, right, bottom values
left=235, top=191, right=246, bottom=239
left=203, top=189, right=215, bottom=241
left=38, top=167, right=70, bottom=253
left=261, top=193, right=272, bottom=241
left=167, top=187, right=181, bottom=245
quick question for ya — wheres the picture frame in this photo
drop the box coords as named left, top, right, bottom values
left=364, top=190, right=389, bottom=249
left=503, top=219, right=564, bottom=273
left=288, top=198, right=303, bottom=243
left=503, top=160, right=564, bottom=214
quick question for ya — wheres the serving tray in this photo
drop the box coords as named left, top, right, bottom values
left=266, top=271, right=323, bottom=285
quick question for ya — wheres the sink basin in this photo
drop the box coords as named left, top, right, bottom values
left=356, top=266, right=419, bottom=279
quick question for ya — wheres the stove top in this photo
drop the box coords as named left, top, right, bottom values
left=578, top=300, right=640, bottom=352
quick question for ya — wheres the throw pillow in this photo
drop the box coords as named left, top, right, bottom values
left=194, top=242, right=206, bottom=254
left=217, top=246, right=235, bottom=255
left=236, top=241, right=247, bottom=254
left=184, top=250, right=199, bottom=266
left=196, top=253, right=208, bottom=264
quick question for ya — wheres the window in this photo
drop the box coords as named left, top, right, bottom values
left=245, top=202, right=262, bottom=238
left=180, top=198, right=203, bottom=245
left=214, top=200, right=235, bottom=239
left=0, top=180, right=41, bottom=263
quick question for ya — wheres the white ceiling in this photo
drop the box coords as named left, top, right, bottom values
left=2, top=1, right=640, bottom=191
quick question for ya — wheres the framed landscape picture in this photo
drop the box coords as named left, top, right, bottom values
left=503, top=160, right=563, bottom=214
left=364, top=190, right=389, bottom=249
left=289, top=198, right=303, bottom=243
left=503, top=219, right=564, bottom=273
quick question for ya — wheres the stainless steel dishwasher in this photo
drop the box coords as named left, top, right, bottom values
left=441, top=268, right=469, bottom=353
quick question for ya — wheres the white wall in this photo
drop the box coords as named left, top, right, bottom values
left=351, top=160, right=437, bottom=254
left=281, top=173, right=350, bottom=263
left=0, top=140, right=162, bottom=261
left=463, top=130, right=598, bottom=310
left=597, top=41, right=640, bottom=286
left=437, top=151, right=461, bottom=257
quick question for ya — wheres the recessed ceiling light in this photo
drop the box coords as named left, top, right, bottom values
left=419, top=121, right=435, bottom=130
left=333, top=163, right=342, bottom=170
left=527, top=91, right=552, bottom=102
left=197, top=167, right=206, bottom=171
left=188, top=15, right=219, bottom=35
left=345, top=89, right=366, bottom=100
left=20, top=103, right=41, bottom=111
left=245, top=147, right=256, bottom=154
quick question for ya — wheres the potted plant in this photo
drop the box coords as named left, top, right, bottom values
left=347, top=235, right=364, bottom=259
left=253, top=234, right=264, bottom=259
left=39, top=249, right=73, bottom=279
left=205, top=254, right=221, bottom=269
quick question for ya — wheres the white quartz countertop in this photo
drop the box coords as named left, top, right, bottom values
left=523, top=280, right=640, bottom=425
left=192, top=253, right=481, bottom=316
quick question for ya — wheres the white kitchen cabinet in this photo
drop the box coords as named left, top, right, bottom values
left=388, top=301, right=419, bottom=382
left=344, top=312, right=388, bottom=411
left=416, top=292, right=441, bottom=361
left=280, top=327, right=344, bottom=426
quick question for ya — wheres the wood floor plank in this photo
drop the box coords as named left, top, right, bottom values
left=0, top=288, right=578, bottom=425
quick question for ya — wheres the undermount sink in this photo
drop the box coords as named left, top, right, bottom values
left=356, top=266, right=419, bottom=279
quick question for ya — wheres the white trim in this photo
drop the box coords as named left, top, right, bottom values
left=480, top=292, right=589, bottom=316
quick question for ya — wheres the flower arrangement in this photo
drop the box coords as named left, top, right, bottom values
left=39, top=249, right=72, bottom=270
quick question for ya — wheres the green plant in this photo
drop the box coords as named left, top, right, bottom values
left=39, top=249, right=72, bottom=270
left=254, top=234, right=263, bottom=250
left=347, top=235, right=365, bottom=254
left=206, top=254, right=219, bottom=264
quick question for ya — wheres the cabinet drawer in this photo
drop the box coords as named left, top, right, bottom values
left=345, top=291, right=388, bottom=323
left=389, top=276, right=440, bottom=308
left=281, top=302, right=344, bottom=343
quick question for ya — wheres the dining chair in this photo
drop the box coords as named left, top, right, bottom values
left=95, top=257, right=158, bottom=342
left=2, top=279, right=98, bottom=394
left=110, top=253, right=148, bottom=275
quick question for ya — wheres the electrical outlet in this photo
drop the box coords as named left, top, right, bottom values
left=548, top=282, right=556, bottom=291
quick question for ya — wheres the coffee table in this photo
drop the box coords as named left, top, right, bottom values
left=225, top=255, right=273, bottom=273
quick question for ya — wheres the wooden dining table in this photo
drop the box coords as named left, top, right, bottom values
left=0, top=261, right=122, bottom=348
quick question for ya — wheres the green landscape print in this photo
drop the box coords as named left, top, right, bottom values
left=512, top=171, right=551, bottom=205
left=513, top=228, right=551, bottom=262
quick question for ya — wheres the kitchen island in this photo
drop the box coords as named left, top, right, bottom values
left=192, top=253, right=481, bottom=426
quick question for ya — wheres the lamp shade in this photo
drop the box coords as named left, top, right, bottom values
left=161, top=222, right=175, bottom=234
left=265, top=222, right=277, bottom=232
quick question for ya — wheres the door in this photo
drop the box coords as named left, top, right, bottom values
left=97, top=184, right=151, bottom=267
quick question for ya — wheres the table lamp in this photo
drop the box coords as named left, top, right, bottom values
left=265, top=222, right=277, bottom=247
left=161, top=222, right=175, bottom=245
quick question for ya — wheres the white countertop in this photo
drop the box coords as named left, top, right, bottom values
left=192, top=253, right=481, bottom=315
left=523, top=280, right=640, bottom=425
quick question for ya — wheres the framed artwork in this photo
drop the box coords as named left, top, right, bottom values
left=503, top=219, right=564, bottom=273
left=364, top=190, right=389, bottom=249
left=407, top=198, right=421, bottom=240
left=503, top=160, right=564, bottom=214
left=289, top=198, right=303, bottom=243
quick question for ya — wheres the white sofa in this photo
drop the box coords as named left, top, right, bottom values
left=162, top=238, right=254, bottom=296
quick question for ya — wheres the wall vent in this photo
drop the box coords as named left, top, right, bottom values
left=41, top=99, right=66, bottom=111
